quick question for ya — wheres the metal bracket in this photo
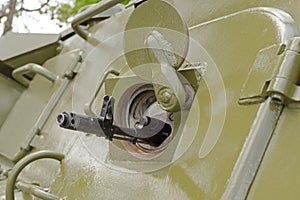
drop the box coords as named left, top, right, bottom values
left=239, top=37, right=300, bottom=107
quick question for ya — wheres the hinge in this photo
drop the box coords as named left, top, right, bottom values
left=239, top=37, right=300, bottom=107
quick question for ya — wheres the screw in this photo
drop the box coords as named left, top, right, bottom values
left=158, top=88, right=173, bottom=104
left=161, top=91, right=172, bottom=103
left=157, top=87, right=180, bottom=112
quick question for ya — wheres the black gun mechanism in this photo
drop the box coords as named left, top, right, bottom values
left=56, top=96, right=172, bottom=147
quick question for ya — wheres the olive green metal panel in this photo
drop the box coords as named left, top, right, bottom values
left=0, top=50, right=79, bottom=160
left=1, top=1, right=300, bottom=200
left=0, top=32, right=61, bottom=68
left=45, top=5, right=297, bottom=200
left=247, top=107, right=300, bottom=199
left=0, top=75, right=58, bottom=159
left=0, top=75, right=23, bottom=128
left=169, top=0, right=300, bottom=29
left=165, top=8, right=296, bottom=199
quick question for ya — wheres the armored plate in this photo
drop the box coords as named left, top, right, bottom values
left=124, top=0, right=189, bottom=71
left=2, top=0, right=300, bottom=200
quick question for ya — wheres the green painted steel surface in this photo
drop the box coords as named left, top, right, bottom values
left=0, top=0, right=300, bottom=199
left=0, top=33, right=61, bottom=68
left=0, top=75, right=23, bottom=128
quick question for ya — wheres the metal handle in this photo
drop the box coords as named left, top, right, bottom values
left=84, top=69, right=120, bottom=117
left=12, top=63, right=58, bottom=87
left=71, top=0, right=124, bottom=45
left=6, top=150, right=65, bottom=200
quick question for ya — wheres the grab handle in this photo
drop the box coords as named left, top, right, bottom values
left=12, top=63, right=57, bottom=87
left=71, top=0, right=124, bottom=45
left=6, top=150, right=64, bottom=200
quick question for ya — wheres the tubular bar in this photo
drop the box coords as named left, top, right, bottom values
left=71, top=0, right=124, bottom=45
left=6, top=150, right=64, bottom=200
left=16, top=181, right=62, bottom=200
left=12, top=63, right=57, bottom=87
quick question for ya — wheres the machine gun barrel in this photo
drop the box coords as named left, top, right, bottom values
left=56, top=112, right=172, bottom=147
left=56, top=112, right=106, bottom=137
